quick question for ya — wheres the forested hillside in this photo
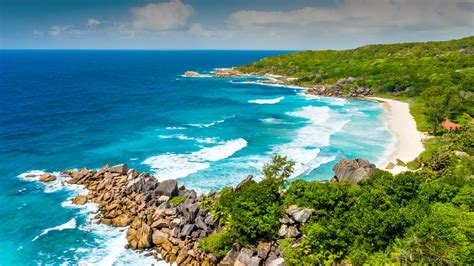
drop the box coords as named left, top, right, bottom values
left=238, top=36, right=474, bottom=132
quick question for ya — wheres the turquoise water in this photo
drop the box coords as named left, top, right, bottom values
left=0, top=51, right=393, bottom=264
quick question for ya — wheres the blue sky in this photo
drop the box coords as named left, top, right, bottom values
left=1, top=0, right=473, bottom=50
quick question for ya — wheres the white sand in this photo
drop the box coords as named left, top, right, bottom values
left=367, top=97, right=426, bottom=174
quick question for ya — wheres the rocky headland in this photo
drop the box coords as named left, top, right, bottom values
left=183, top=68, right=247, bottom=78
left=28, top=158, right=376, bottom=266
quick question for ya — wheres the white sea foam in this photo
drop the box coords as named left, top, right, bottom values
left=192, top=138, right=247, bottom=161
left=272, top=106, right=350, bottom=177
left=229, top=80, right=307, bottom=90
left=144, top=138, right=248, bottom=180
left=248, top=96, right=284, bottom=104
left=33, top=218, right=77, bottom=241
left=188, top=119, right=225, bottom=128
left=159, top=134, right=219, bottom=144
left=17, top=170, right=163, bottom=265
left=259, top=118, right=293, bottom=125
left=298, top=92, right=348, bottom=106
left=165, top=126, right=186, bottom=130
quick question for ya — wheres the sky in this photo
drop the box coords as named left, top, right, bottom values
left=0, top=0, right=473, bottom=50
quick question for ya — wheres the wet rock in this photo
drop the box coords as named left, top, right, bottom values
left=112, top=214, right=132, bottom=227
left=151, top=219, right=169, bottom=229
left=127, top=221, right=153, bottom=249
left=158, top=195, right=170, bottom=203
left=234, top=248, right=254, bottom=266
left=39, top=173, right=56, bottom=182
left=332, top=158, right=376, bottom=184
left=109, top=164, right=128, bottom=175
left=195, top=216, right=208, bottom=231
left=234, top=175, right=253, bottom=191
left=386, top=162, right=396, bottom=170
left=180, top=224, right=197, bottom=238
left=396, top=159, right=407, bottom=167
left=267, top=257, right=286, bottom=266
left=204, top=214, right=215, bottom=226
left=286, top=205, right=313, bottom=224
left=71, top=195, right=87, bottom=205
left=152, top=230, right=169, bottom=245
left=220, top=244, right=241, bottom=265
left=279, top=224, right=289, bottom=238
left=286, top=226, right=301, bottom=238
left=249, top=256, right=262, bottom=266
left=156, top=179, right=178, bottom=197
left=257, top=243, right=271, bottom=259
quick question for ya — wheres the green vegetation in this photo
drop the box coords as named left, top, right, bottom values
left=200, top=127, right=473, bottom=264
left=199, top=231, right=233, bottom=257
left=197, top=37, right=474, bottom=264
left=238, top=36, right=474, bottom=133
left=168, top=195, right=186, bottom=206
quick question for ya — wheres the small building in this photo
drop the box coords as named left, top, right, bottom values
left=441, top=119, right=461, bottom=131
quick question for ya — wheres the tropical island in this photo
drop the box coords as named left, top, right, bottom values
left=26, top=36, right=473, bottom=265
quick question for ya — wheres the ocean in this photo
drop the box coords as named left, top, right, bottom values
left=0, top=50, right=394, bottom=265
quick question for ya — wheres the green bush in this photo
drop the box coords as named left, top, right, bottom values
left=168, top=195, right=186, bottom=206
left=199, top=231, right=233, bottom=257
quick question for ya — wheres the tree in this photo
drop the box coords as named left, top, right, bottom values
left=421, top=86, right=462, bottom=134
left=263, top=155, right=295, bottom=180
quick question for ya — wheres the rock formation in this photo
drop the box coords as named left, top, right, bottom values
left=332, top=158, right=376, bottom=184
left=39, top=173, right=56, bottom=182
left=62, top=164, right=290, bottom=265
left=304, top=77, right=372, bottom=98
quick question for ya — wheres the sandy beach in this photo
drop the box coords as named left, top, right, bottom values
left=367, top=97, right=426, bottom=174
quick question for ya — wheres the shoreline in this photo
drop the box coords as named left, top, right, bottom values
left=366, top=97, right=426, bottom=174
left=183, top=69, right=427, bottom=175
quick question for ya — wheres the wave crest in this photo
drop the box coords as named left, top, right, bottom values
left=248, top=96, right=284, bottom=104
left=143, top=138, right=247, bottom=180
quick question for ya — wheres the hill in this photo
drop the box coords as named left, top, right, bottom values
left=238, top=36, right=474, bottom=132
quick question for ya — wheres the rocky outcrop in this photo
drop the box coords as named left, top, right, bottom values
left=71, top=195, right=87, bottom=205
left=214, top=68, right=243, bottom=78
left=62, top=164, right=229, bottom=265
left=304, top=77, right=372, bottom=98
left=183, top=68, right=245, bottom=78
left=332, top=158, right=376, bottom=184
left=183, top=71, right=211, bottom=77
left=39, top=173, right=56, bottom=182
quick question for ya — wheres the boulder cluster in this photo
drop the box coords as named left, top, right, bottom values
left=332, top=158, right=376, bottom=184
left=214, top=68, right=244, bottom=78
left=63, top=164, right=221, bottom=265
left=220, top=204, right=314, bottom=266
left=304, top=77, right=372, bottom=98
left=55, top=164, right=297, bottom=265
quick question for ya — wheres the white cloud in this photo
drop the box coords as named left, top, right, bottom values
left=227, top=0, right=473, bottom=35
left=87, top=18, right=101, bottom=27
left=131, top=0, right=193, bottom=31
left=188, top=23, right=214, bottom=38
left=49, top=25, right=72, bottom=36
left=32, top=30, right=44, bottom=37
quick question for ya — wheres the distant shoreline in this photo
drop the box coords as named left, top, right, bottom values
left=366, top=97, right=426, bottom=174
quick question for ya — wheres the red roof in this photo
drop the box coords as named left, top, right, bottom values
left=442, top=119, right=460, bottom=130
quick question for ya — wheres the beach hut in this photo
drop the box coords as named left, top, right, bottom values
left=441, top=119, right=461, bottom=131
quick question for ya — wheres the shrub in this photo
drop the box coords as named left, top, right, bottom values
left=169, top=195, right=186, bottom=206
left=199, top=231, right=233, bottom=257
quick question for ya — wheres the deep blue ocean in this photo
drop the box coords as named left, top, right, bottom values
left=0, top=50, right=394, bottom=265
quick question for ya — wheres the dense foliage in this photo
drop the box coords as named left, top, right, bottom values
left=199, top=127, right=473, bottom=264
left=198, top=156, right=294, bottom=254
left=198, top=37, right=474, bottom=264
left=238, top=36, right=474, bottom=132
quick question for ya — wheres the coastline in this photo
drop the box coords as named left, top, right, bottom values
left=366, top=97, right=426, bottom=174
